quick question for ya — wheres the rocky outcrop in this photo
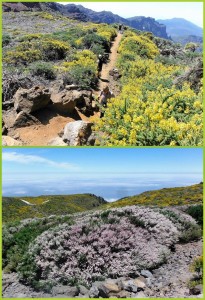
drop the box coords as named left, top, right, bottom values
left=13, top=111, right=41, bottom=128
left=2, top=136, right=22, bottom=146
left=50, top=84, right=93, bottom=115
left=173, top=58, right=203, bottom=92
left=14, top=86, right=51, bottom=114
left=62, top=120, right=93, bottom=146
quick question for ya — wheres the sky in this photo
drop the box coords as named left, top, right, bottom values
left=2, top=148, right=203, bottom=201
left=59, top=2, right=203, bottom=27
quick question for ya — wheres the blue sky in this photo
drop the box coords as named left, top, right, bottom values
left=59, top=2, right=203, bottom=27
left=2, top=148, right=203, bottom=201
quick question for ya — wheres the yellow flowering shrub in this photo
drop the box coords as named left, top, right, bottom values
left=118, top=31, right=159, bottom=59
left=95, top=33, right=202, bottom=146
left=97, top=24, right=117, bottom=42
left=4, top=38, right=70, bottom=64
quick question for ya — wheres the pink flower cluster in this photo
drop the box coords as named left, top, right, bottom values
left=24, top=205, right=196, bottom=286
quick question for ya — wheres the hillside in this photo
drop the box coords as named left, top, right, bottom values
left=157, top=18, right=203, bottom=38
left=108, top=183, right=203, bottom=208
left=2, top=184, right=203, bottom=223
left=2, top=4, right=203, bottom=146
left=2, top=194, right=106, bottom=223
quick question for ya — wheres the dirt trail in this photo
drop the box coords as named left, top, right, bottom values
left=98, top=32, right=122, bottom=91
left=16, top=33, right=122, bottom=146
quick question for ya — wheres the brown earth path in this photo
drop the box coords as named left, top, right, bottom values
left=15, top=33, right=122, bottom=146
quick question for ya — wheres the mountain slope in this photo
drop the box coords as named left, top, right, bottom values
left=157, top=18, right=203, bottom=38
left=2, top=194, right=106, bottom=223
left=3, top=2, right=169, bottom=39
left=108, top=183, right=203, bottom=208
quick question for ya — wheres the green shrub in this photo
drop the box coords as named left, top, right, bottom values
left=29, top=61, right=56, bottom=80
left=128, top=216, right=145, bottom=227
left=3, top=216, right=73, bottom=273
left=179, top=224, right=202, bottom=243
left=186, top=205, right=203, bottom=227
left=82, top=33, right=110, bottom=52
left=65, top=64, right=97, bottom=89
left=2, top=34, right=11, bottom=46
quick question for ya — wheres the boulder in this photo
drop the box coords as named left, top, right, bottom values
left=47, top=137, right=67, bottom=146
left=52, top=285, right=78, bottom=297
left=2, top=136, right=22, bottom=146
left=51, top=90, right=81, bottom=114
left=98, top=282, right=121, bottom=297
left=116, top=290, right=131, bottom=298
left=134, top=277, right=146, bottom=289
left=141, top=270, right=153, bottom=278
left=78, top=285, right=89, bottom=296
left=2, top=109, right=18, bottom=129
left=51, top=89, right=93, bottom=115
left=62, top=121, right=93, bottom=146
left=189, top=284, right=203, bottom=295
left=13, top=111, right=41, bottom=128
left=89, top=286, right=99, bottom=298
left=122, top=280, right=138, bottom=293
left=75, top=90, right=93, bottom=114
left=14, top=86, right=51, bottom=113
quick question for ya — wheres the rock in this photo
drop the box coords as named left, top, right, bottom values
left=50, top=90, right=80, bottom=114
left=65, top=84, right=79, bottom=90
left=62, top=121, right=93, bottom=146
left=2, top=136, right=22, bottom=146
left=116, top=291, right=131, bottom=298
left=14, top=86, right=51, bottom=113
left=75, top=90, right=93, bottom=114
left=2, top=109, right=18, bottom=129
left=98, top=282, right=121, bottom=297
left=122, top=280, right=138, bottom=293
left=2, top=125, right=8, bottom=135
left=13, top=111, right=41, bottom=128
left=190, top=284, right=203, bottom=295
left=89, top=286, right=99, bottom=298
left=87, top=133, right=96, bottom=146
left=135, top=291, right=146, bottom=298
left=141, top=270, right=153, bottom=278
left=47, top=137, right=67, bottom=146
left=52, top=285, right=78, bottom=297
left=134, top=277, right=146, bottom=289
left=79, top=285, right=89, bottom=295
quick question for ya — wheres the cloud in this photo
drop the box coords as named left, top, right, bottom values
left=2, top=152, right=79, bottom=170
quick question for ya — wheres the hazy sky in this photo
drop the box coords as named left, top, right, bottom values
left=2, top=148, right=203, bottom=201
left=59, top=2, right=203, bottom=27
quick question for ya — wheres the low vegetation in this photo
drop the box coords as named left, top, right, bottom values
left=2, top=194, right=106, bottom=223
left=107, top=183, right=203, bottom=208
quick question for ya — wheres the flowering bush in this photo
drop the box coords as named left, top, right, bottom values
left=17, top=205, right=197, bottom=289
left=94, top=31, right=203, bottom=146
left=61, top=50, right=97, bottom=88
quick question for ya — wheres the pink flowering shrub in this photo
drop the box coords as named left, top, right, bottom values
left=17, top=206, right=199, bottom=290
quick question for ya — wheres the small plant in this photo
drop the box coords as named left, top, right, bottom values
left=186, top=205, right=203, bottom=227
left=188, top=256, right=203, bottom=290
left=179, top=224, right=202, bottom=243
left=2, top=34, right=11, bottom=47
left=29, top=61, right=56, bottom=80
